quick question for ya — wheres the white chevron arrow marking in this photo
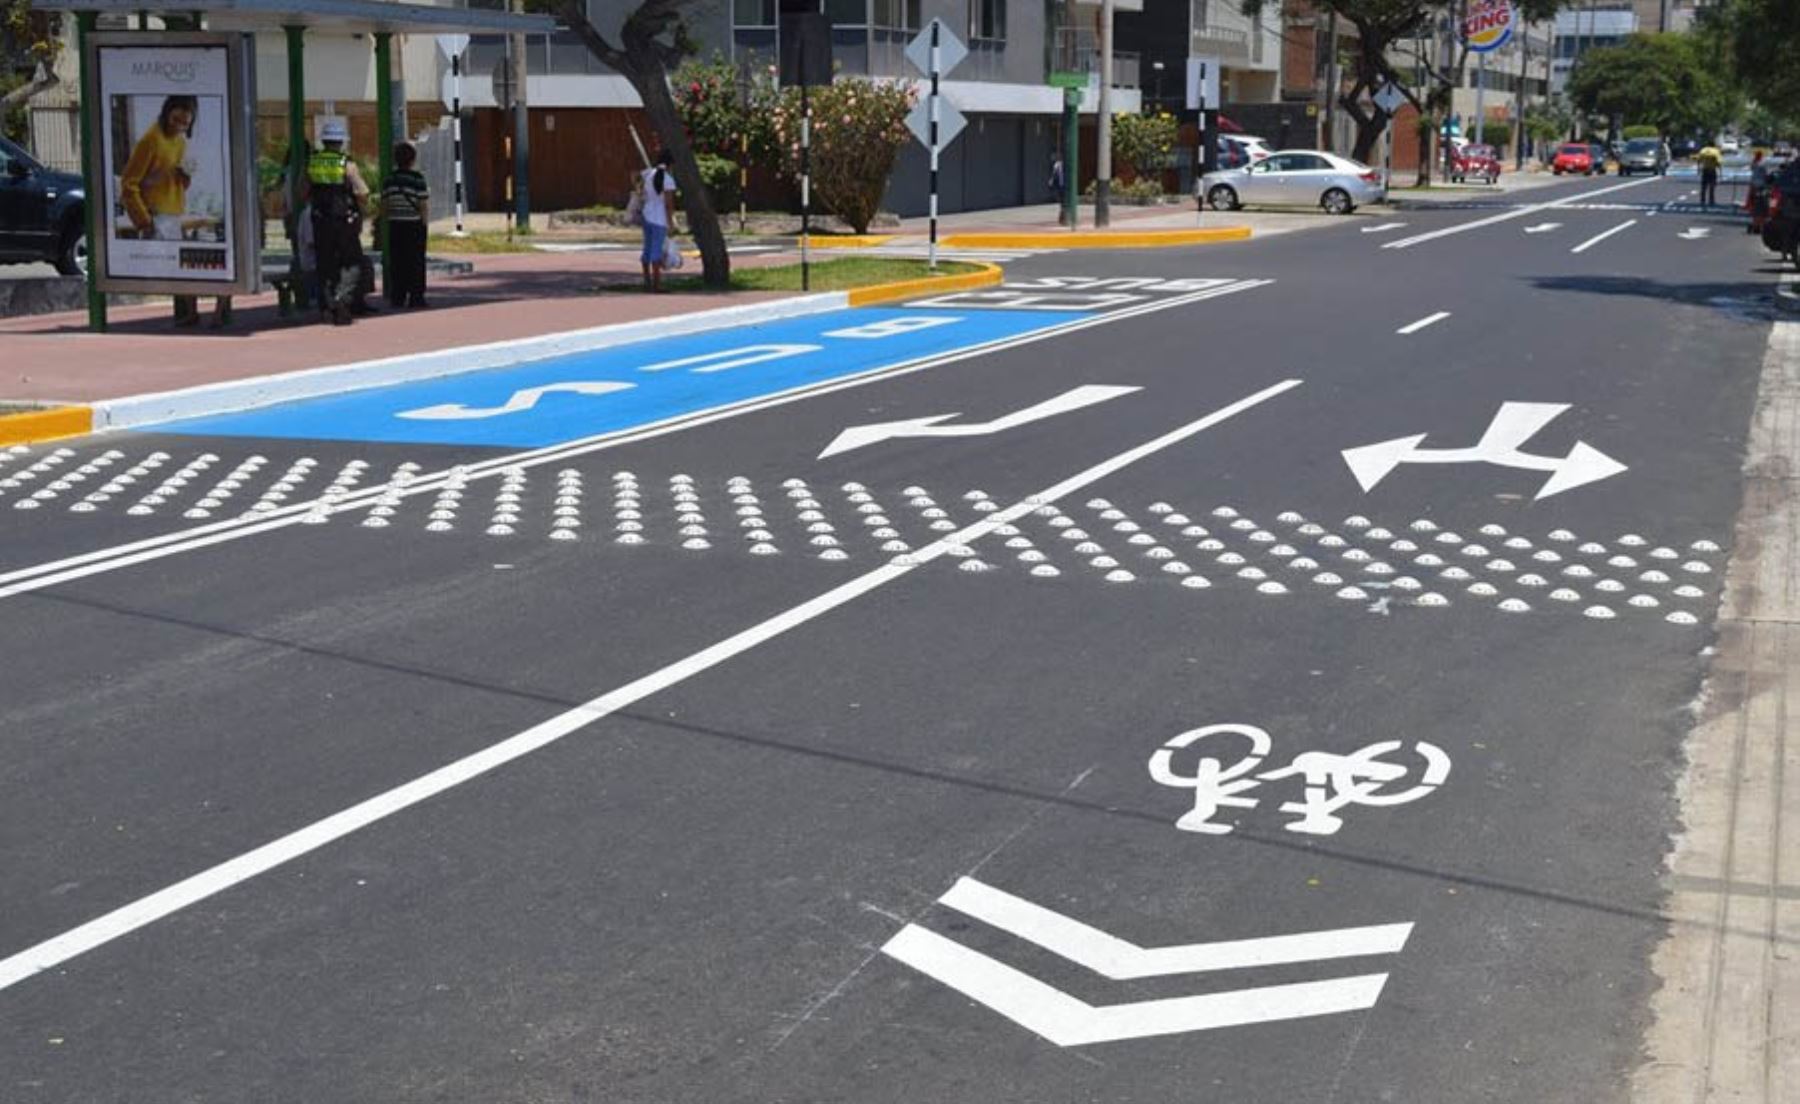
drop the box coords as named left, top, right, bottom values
left=396, top=381, right=636, bottom=421
left=1678, top=226, right=1711, bottom=240
left=1341, top=401, right=1627, bottom=500
left=1523, top=222, right=1562, bottom=233
left=818, top=384, right=1140, bottom=459
left=881, top=877, right=1411, bottom=1047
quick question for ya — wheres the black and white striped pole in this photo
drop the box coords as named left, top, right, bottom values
left=451, top=47, right=466, bottom=237
left=928, top=19, right=939, bottom=271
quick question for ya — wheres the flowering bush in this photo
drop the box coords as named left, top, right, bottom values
left=1111, top=110, right=1178, bottom=184
left=766, top=79, right=915, bottom=233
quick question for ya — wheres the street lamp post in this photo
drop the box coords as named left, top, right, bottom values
left=1152, top=59, right=1165, bottom=110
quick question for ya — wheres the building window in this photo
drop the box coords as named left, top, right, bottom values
left=872, top=0, right=918, bottom=30
left=734, top=0, right=776, bottom=27
left=969, top=0, right=1005, bottom=42
left=826, top=0, right=867, bottom=25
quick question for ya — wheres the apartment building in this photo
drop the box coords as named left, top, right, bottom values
left=458, top=0, right=1142, bottom=217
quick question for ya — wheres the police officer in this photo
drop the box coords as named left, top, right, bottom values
left=304, top=120, right=371, bottom=325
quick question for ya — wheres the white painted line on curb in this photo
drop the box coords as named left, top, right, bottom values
left=938, top=877, right=1412, bottom=979
left=1571, top=219, right=1638, bottom=254
left=1381, top=176, right=1657, bottom=250
left=1397, top=311, right=1451, bottom=335
left=0, top=280, right=1273, bottom=600
left=0, top=378, right=1302, bottom=994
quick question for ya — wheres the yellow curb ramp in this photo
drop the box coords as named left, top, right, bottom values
left=803, top=234, right=895, bottom=248
left=0, top=405, right=93, bottom=447
left=846, top=261, right=1004, bottom=307
left=942, top=227, right=1251, bottom=249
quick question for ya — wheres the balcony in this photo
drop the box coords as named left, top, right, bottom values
left=1189, top=0, right=1252, bottom=63
left=1050, top=28, right=1141, bottom=90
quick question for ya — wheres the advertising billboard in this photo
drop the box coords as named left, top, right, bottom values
left=1461, top=0, right=1517, bottom=53
left=84, top=33, right=260, bottom=295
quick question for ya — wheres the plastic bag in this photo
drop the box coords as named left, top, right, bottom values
left=663, top=236, right=685, bottom=270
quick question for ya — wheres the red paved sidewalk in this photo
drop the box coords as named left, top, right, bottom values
left=0, top=249, right=797, bottom=406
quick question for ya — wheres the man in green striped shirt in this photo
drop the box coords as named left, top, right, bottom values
left=381, top=142, right=431, bottom=308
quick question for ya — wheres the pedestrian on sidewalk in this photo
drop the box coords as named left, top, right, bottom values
left=1696, top=143, right=1722, bottom=207
left=1748, top=150, right=1770, bottom=234
left=303, top=119, right=372, bottom=325
left=1049, top=154, right=1068, bottom=226
left=381, top=142, right=431, bottom=307
left=640, top=150, right=677, bottom=293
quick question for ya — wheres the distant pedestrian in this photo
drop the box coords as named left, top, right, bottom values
left=640, top=150, right=677, bottom=293
left=381, top=141, right=431, bottom=307
left=1049, top=154, right=1067, bottom=224
left=1748, top=149, right=1770, bottom=234
left=1695, top=142, right=1722, bottom=206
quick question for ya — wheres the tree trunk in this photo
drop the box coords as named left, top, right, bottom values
left=629, top=63, right=730, bottom=289
left=0, top=65, right=58, bottom=116
left=555, top=0, right=731, bottom=289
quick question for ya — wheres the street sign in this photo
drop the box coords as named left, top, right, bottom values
left=904, top=95, right=967, bottom=151
left=491, top=56, right=515, bottom=110
left=1341, top=402, right=1629, bottom=500
left=1373, top=82, right=1406, bottom=116
left=436, top=33, right=469, bottom=60
left=904, top=17, right=967, bottom=78
left=882, top=877, right=1415, bottom=1047
left=1185, top=54, right=1220, bottom=111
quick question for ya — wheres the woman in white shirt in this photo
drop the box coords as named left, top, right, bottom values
left=640, top=150, right=677, bottom=292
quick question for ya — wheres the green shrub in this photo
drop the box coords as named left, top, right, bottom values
left=1621, top=123, right=1661, bottom=140
left=694, top=153, right=740, bottom=208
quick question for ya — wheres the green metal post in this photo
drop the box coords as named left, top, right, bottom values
left=284, top=24, right=306, bottom=310
left=374, top=31, right=394, bottom=297
left=75, top=11, right=105, bottom=331
left=1062, top=87, right=1080, bottom=230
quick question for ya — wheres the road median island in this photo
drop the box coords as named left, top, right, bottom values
left=0, top=404, right=93, bottom=447
left=940, top=227, right=1251, bottom=249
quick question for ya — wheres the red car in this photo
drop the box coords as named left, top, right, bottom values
left=1449, top=143, right=1502, bottom=184
left=1552, top=143, right=1599, bottom=175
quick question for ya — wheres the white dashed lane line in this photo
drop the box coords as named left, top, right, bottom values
left=1570, top=219, right=1639, bottom=254
left=1397, top=311, right=1451, bottom=336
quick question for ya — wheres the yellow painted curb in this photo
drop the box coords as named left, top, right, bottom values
left=847, top=261, right=1004, bottom=307
left=804, top=235, right=895, bottom=248
left=0, top=405, right=93, bottom=447
left=942, top=227, right=1252, bottom=249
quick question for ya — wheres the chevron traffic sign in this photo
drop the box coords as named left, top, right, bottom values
left=882, top=877, right=1413, bottom=1047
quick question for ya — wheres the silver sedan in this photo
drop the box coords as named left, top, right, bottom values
left=1199, top=150, right=1387, bottom=215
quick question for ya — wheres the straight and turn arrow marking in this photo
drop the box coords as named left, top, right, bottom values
left=1342, top=402, right=1628, bottom=500
left=818, top=384, right=1140, bottom=459
left=882, top=877, right=1412, bottom=1047
left=1678, top=227, right=1712, bottom=240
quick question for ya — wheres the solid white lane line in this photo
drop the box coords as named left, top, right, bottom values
left=0, top=280, right=1274, bottom=600
left=1397, top=311, right=1451, bottom=335
left=1570, top=219, right=1638, bottom=254
left=0, top=378, right=1303, bottom=994
left=1380, top=176, right=1658, bottom=250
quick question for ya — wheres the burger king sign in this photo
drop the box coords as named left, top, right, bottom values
left=1461, top=0, right=1516, bottom=53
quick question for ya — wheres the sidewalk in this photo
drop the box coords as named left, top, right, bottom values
left=0, top=249, right=799, bottom=409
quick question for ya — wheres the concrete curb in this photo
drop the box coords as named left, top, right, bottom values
left=940, top=227, right=1251, bottom=249
left=1778, top=271, right=1800, bottom=314
left=90, top=292, right=850, bottom=432
left=846, top=262, right=1004, bottom=307
left=805, top=235, right=895, bottom=248
left=0, top=405, right=93, bottom=446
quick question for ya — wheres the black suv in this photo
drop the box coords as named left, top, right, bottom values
left=0, top=134, right=87, bottom=276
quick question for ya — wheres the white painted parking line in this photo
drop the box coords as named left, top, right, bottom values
left=1381, top=176, right=1657, bottom=250
left=0, top=378, right=1302, bottom=995
left=1570, top=219, right=1638, bottom=254
left=1396, top=311, right=1451, bottom=335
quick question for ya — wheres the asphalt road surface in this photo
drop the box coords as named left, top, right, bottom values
left=0, top=174, right=1780, bottom=1103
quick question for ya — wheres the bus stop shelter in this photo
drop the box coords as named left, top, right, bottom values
left=31, top=0, right=553, bottom=331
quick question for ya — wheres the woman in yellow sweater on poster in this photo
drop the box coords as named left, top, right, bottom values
left=119, top=95, right=198, bottom=238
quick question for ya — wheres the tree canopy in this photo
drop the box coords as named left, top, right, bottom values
left=1726, top=0, right=1800, bottom=122
left=1566, top=32, right=1737, bottom=140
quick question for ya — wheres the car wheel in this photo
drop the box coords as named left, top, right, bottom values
left=1207, top=184, right=1239, bottom=211
left=1321, top=188, right=1353, bottom=216
left=55, top=227, right=87, bottom=278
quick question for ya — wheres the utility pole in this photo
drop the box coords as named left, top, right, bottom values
left=1323, top=10, right=1339, bottom=153
left=510, top=0, right=531, bottom=233
left=1095, top=0, right=1114, bottom=228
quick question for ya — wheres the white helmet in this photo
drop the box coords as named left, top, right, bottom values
left=319, top=119, right=348, bottom=143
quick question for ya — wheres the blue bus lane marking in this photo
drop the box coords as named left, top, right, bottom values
left=156, top=306, right=1090, bottom=448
